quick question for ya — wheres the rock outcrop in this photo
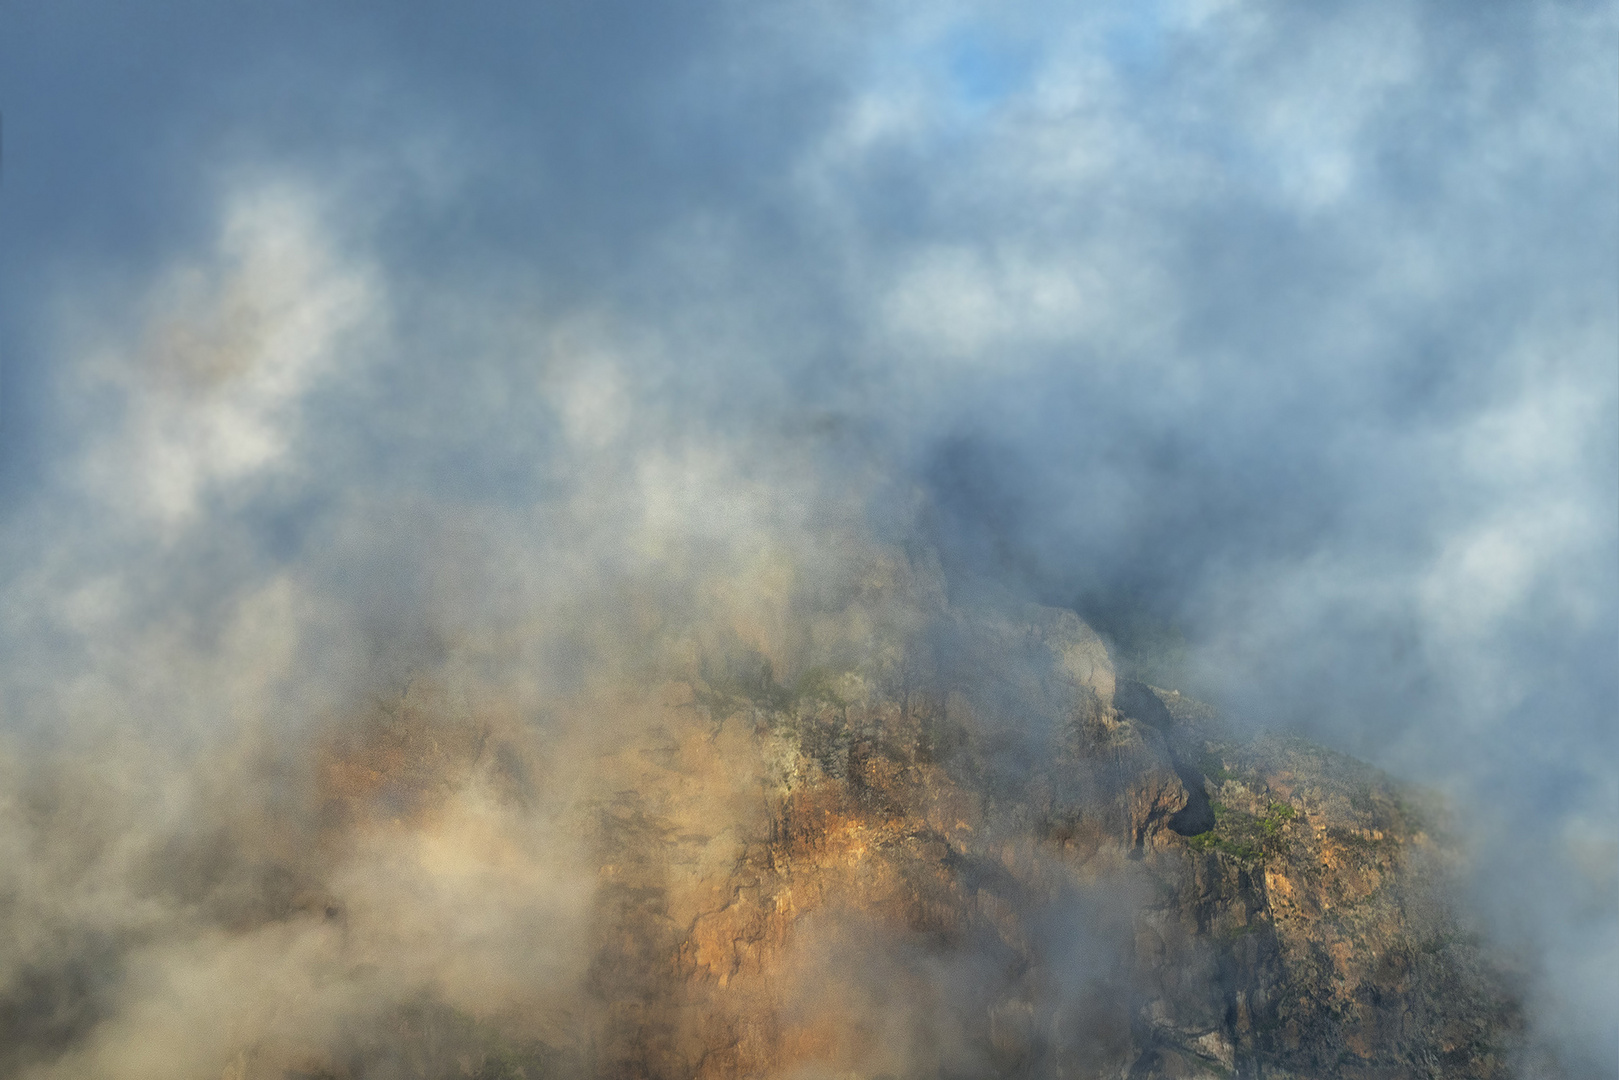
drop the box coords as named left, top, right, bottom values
left=11, top=606, right=1516, bottom=1080
left=284, top=607, right=1520, bottom=1079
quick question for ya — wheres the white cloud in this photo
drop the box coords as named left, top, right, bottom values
left=75, top=185, right=377, bottom=529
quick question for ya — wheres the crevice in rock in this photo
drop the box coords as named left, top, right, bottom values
left=1114, top=680, right=1215, bottom=837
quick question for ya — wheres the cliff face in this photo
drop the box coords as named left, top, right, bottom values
left=20, top=608, right=1517, bottom=1080
left=326, top=608, right=1518, bottom=1080
left=559, top=618, right=1515, bottom=1080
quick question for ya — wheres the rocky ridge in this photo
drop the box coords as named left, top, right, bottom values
left=289, top=607, right=1520, bottom=1079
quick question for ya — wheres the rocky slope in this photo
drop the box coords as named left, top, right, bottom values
left=288, top=608, right=1521, bottom=1080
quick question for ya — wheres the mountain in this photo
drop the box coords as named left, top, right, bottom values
left=285, top=607, right=1521, bottom=1080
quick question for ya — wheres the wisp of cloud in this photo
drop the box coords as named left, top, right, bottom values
left=0, top=0, right=1613, bottom=1076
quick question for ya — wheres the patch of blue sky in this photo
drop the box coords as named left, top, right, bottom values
left=940, top=24, right=1033, bottom=112
left=932, top=3, right=1172, bottom=117
left=1102, top=0, right=1168, bottom=80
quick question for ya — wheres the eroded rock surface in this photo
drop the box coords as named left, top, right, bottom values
left=486, top=609, right=1522, bottom=1079
left=4, top=609, right=1521, bottom=1080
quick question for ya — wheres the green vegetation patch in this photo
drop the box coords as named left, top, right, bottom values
left=694, top=651, right=795, bottom=719
left=1418, top=930, right=1483, bottom=955
left=1184, top=799, right=1296, bottom=862
left=790, top=665, right=850, bottom=707
left=1201, top=758, right=1235, bottom=786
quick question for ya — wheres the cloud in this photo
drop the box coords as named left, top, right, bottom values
left=0, top=0, right=1613, bottom=1072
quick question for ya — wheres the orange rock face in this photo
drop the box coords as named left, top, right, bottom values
left=546, top=658, right=1522, bottom=1080
left=0, top=609, right=1521, bottom=1080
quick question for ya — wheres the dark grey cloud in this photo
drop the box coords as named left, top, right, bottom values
left=0, top=0, right=1613, bottom=1073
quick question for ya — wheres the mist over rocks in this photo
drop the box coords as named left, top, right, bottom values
left=0, top=567, right=1526, bottom=1078
left=0, top=0, right=1614, bottom=1075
